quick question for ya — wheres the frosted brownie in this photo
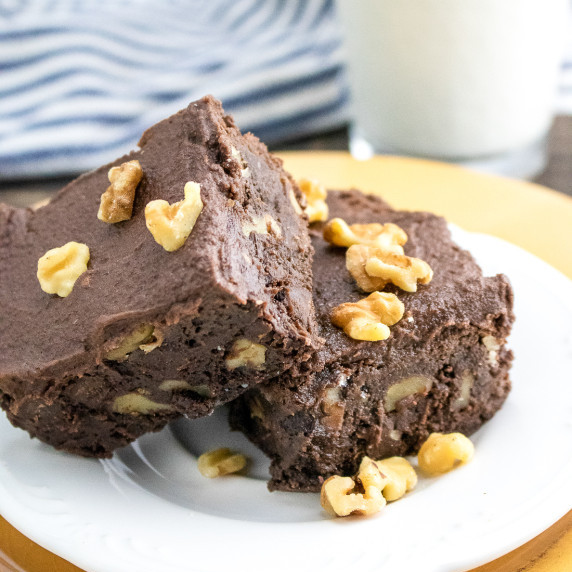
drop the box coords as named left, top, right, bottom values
left=0, top=96, right=318, bottom=457
left=230, top=190, right=514, bottom=492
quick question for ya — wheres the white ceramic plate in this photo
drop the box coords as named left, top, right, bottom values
left=1, top=227, right=571, bottom=572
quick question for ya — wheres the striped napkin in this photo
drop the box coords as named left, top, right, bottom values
left=0, top=0, right=347, bottom=178
left=1, top=0, right=571, bottom=179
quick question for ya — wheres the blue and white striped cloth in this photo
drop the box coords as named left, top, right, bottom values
left=1, top=0, right=571, bottom=179
left=0, top=0, right=347, bottom=178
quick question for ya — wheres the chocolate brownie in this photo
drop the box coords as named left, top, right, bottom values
left=0, top=95, right=319, bottom=457
left=230, top=190, right=514, bottom=492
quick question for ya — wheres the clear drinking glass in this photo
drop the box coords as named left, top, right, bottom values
left=337, top=0, right=569, bottom=179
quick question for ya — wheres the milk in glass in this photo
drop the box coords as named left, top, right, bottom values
left=337, top=0, right=568, bottom=176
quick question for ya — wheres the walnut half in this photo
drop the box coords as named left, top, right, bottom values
left=347, top=244, right=433, bottom=293
left=145, top=181, right=203, bottom=252
left=98, top=160, right=143, bottom=224
left=417, top=432, right=474, bottom=476
left=331, top=291, right=404, bottom=341
left=322, top=217, right=433, bottom=292
left=298, top=178, right=328, bottom=222
left=37, top=241, right=90, bottom=297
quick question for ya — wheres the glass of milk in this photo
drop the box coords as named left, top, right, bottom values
left=337, top=0, right=569, bottom=178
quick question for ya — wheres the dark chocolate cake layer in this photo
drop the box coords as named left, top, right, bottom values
left=0, top=96, right=319, bottom=457
left=230, top=190, right=514, bottom=492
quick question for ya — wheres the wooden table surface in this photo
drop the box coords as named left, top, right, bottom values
left=0, top=119, right=571, bottom=572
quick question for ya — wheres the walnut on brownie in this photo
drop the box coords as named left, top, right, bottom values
left=230, top=190, right=514, bottom=492
left=0, top=95, right=320, bottom=457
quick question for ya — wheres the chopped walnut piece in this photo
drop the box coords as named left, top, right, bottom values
left=197, top=448, right=247, bottom=478
left=298, top=178, right=328, bottom=222
left=364, top=248, right=433, bottom=292
left=323, top=218, right=407, bottom=251
left=37, top=241, right=90, bottom=297
left=231, top=146, right=250, bottom=178
left=356, top=456, right=389, bottom=491
left=417, top=432, right=474, bottom=476
left=138, top=328, right=164, bottom=354
left=98, top=160, right=143, bottom=224
left=376, top=457, right=418, bottom=501
left=482, top=335, right=501, bottom=365
left=242, top=214, right=282, bottom=237
left=241, top=215, right=267, bottom=236
left=32, top=198, right=51, bottom=211
left=159, top=379, right=192, bottom=392
left=187, top=384, right=213, bottom=397
left=145, top=181, right=203, bottom=252
left=289, top=188, right=304, bottom=215
left=331, top=292, right=404, bottom=341
left=112, top=391, right=172, bottom=415
left=104, top=324, right=155, bottom=361
left=451, top=371, right=474, bottom=411
left=345, top=244, right=389, bottom=292
left=323, top=217, right=433, bottom=292
left=384, top=375, right=433, bottom=413
left=322, top=457, right=387, bottom=518
left=320, top=474, right=385, bottom=518
left=320, top=386, right=345, bottom=431
left=225, top=338, right=266, bottom=370
left=321, top=455, right=417, bottom=518
left=346, top=244, right=433, bottom=293
left=158, top=380, right=212, bottom=397
left=389, top=429, right=402, bottom=441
